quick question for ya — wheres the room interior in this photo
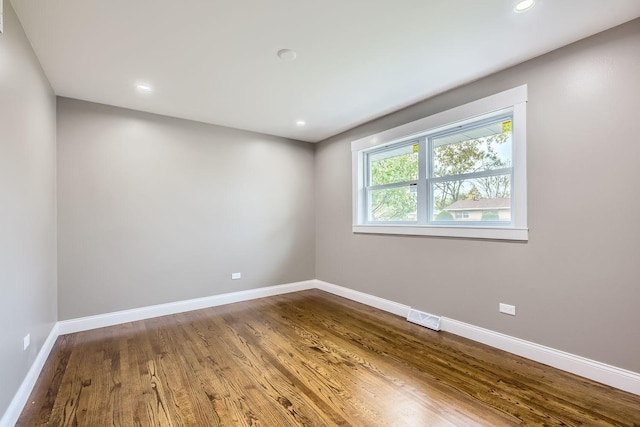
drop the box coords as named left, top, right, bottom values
left=1, top=0, right=640, bottom=425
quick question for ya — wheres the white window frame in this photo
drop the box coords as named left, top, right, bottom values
left=352, top=85, right=528, bottom=241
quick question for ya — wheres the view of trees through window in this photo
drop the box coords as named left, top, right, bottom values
left=370, top=144, right=418, bottom=221
left=368, top=120, right=512, bottom=222
left=369, top=145, right=418, bottom=221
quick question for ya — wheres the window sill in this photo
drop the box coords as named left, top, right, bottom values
left=352, top=224, right=528, bottom=241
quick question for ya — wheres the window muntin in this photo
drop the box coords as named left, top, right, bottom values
left=351, top=85, right=528, bottom=241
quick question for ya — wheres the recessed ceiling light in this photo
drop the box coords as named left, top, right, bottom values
left=296, top=120, right=306, bottom=127
left=136, top=83, right=152, bottom=93
left=278, top=49, right=297, bottom=62
left=514, top=0, right=535, bottom=13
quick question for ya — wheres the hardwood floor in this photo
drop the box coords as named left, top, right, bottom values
left=17, top=290, right=640, bottom=426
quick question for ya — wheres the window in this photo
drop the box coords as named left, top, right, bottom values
left=352, top=86, right=528, bottom=240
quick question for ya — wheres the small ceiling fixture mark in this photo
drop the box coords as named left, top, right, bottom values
left=514, top=0, right=535, bottom=13
left=136, top=83, right=152, bottom=93
left=277, top=49, right=297, bottom=62
left=296, top=120, right=306, bottom=127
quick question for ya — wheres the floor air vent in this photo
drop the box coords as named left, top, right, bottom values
left=407, top=309, right=441, bottom=331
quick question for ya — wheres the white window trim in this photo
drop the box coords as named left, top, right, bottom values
left=351, top=85, right=528, bottom=241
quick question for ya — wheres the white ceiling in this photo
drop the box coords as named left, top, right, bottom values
left=11, top=1, right=640, bottom=143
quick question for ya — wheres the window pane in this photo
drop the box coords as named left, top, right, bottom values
left=369, top=143, right=419, bottom=186
left=369, top=186, right=417, bottom=222
left=432, top=175, right=511, bottom=222
left=432, top=119, right=512, bottom=178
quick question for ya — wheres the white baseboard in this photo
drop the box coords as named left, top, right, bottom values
left=441, top=317, right=640, bottom=396
left=314, top=280, right=411, bottom=317
left=0, top=323, right=59, bottom=427
left=3, top=278, right=639, bottom=427
left=58, top=280, right=316, bottom=335
left=2, top=280, right=316, bottom=425
left=314, top=280, right=640, bottom=396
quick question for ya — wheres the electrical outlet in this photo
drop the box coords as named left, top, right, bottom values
left=231, top=272, right=241, bottom=280
left=499, top=303, right=516, bottom=316
left=23, top=334, right=30, bottom=351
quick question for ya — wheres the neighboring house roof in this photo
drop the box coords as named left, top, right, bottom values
left=445, top=198, right=510, bottom=211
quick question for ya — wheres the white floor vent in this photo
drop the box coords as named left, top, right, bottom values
left=407, top=309, right=441, bottom=331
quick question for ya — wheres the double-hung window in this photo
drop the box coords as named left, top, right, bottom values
left=352, top=86, right=528, bottom=241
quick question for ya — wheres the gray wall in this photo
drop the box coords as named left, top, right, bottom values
left=315, top=19, right=640, bottom=372
left=0, top=1, right=57, bottom=418
left=2, top=8, right=637, bottom=424
left=57, top=98, right=315, bottom=320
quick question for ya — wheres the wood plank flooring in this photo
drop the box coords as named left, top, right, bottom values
left=17, top=290, right=640, bottom=426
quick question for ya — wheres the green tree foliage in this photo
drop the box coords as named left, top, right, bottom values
left=371, top=151, right=418, bottom=186
left=435, top=210, right=454, bottom=221
left=371, top=186, right=417, bottom=221
left=481, top=210, right=500, bottom=221
left=466, top=186, right=482, bottom=201
left=370, top=150, right=418, bottom=221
